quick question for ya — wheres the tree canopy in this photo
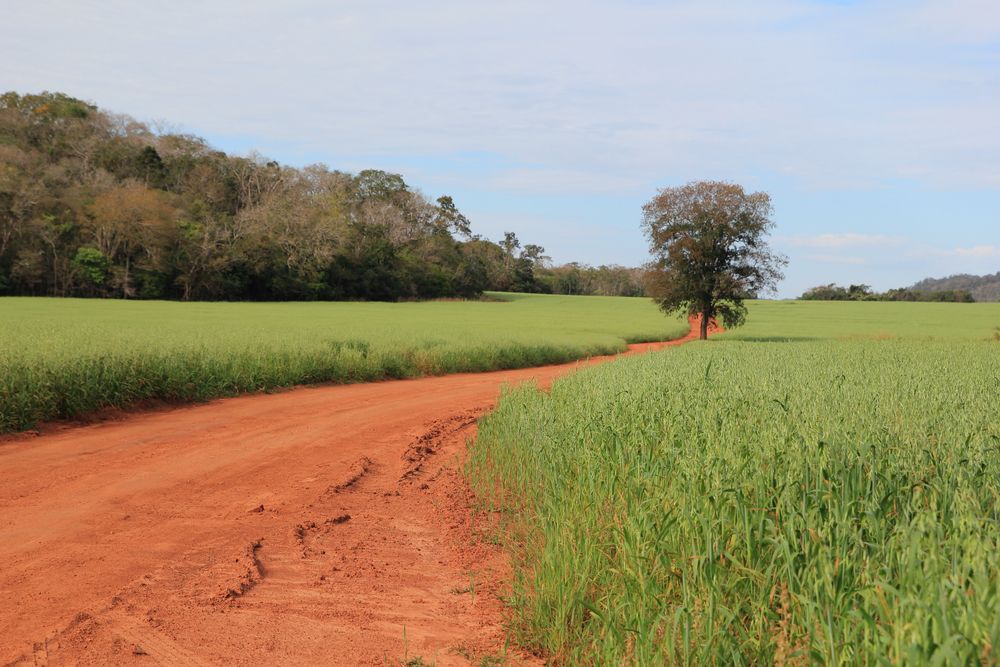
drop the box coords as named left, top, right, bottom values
left=800, top=283, right=975, bottom=303
left=0, top=91, right=647, bottom=301
left=642, top=181, right=786, bottom=338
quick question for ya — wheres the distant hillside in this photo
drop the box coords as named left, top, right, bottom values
left=1, top=91, right=644, bottom=302
left=910, top=272, right=1000, bottom=302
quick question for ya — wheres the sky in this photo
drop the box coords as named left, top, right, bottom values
left=2, top=0, right=998, bottom=297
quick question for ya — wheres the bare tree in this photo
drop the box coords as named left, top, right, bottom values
left=227, top=152, right=285, bottom=211
left=89, top=182, right=176, bottom=297
left=0, top=145, right=43, bottom=259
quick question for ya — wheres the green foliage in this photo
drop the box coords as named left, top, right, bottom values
left=535, top=263, right=647, bottom=297
left=5, top=91, right=619, bottom=302
left=642, top=181, right=786, bottom=338
left=801, top=283, right=976, bottom=303
left=352, top=168, right=408, bottom=202
left=134, top=145, right=167, bottom=188
left=911, top=271, right=1000, bottom=302
left=0, top=91, right=94, bottom=121
left=0, top=293, right=687, bottom=433
left=468, top=301, right=1000, bottom=664
left=434, top=195, right=472, bottom=237
left=72, top=246, right=109, bottom=288
left=799, top=283, right=869, bottom=300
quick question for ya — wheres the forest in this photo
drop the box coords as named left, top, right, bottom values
left=0, top=91, right=644, bottom=301
left=909, top=272, right=1000, bottom=302
left=799, top=282, right=976, bottom=302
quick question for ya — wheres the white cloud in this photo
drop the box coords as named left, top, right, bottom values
left=486, top=168, right=639, bottom=196
left=939, top=245, right=1000, bottom=258
left=802, top=254, right=867, bottom=266
left=2, top=0, right=998, bottom=293
left=1, top=0, right=998, bottom=195
left=779, top=233, right=906, bottom=249
left=905, top=0, right=1000, bottom=44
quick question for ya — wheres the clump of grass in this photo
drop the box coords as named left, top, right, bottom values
left=468, top=337, right=1000, bottom=664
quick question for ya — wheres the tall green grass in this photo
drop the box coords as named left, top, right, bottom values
left=720, top=300, right=1000, bottom=342
left=0, top=293, right=687, bottom=433
left=469, top=302, right=1000, bottom=664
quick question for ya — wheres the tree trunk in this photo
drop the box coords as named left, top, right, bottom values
left=700, top=305, right=711, bottom=340
left=48, top=242, right=58, bottom=297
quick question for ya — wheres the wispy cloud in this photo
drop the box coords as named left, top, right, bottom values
left=779, top=233, right=906, bottom=249
left=2, top=1, right=998, bottom=195
left=803, top=254, right=868, bottom=265
left=938, top=245, right=1000, bottom=258
left=793, top=239, right=1000, bottom=263
left=486, top=168, right=639, bottom=195
left=1, top=0, right=996, bottom=294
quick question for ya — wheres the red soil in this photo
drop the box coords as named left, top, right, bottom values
left=0, top=317, right=716, bottom=666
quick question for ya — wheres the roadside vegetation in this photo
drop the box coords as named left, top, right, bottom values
left=0, top=293, right=687, bottom=433
left=469, top=301, right=1000, bottom=664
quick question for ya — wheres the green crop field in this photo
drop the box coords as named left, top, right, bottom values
left=720, top=300, right=998, bottom=342
left=0, top=293, right=687, bottom=434
left=469, top=301, right=1000, bottom=664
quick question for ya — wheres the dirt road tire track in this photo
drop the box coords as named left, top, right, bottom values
left=0, top=318, right=714, bottom=665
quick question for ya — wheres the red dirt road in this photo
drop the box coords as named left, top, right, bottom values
left=0, top=319, right=711, bottom=666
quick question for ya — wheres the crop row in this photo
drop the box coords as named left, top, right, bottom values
left=469, top=338, right=1000, bottom=664
left=0, top=294, right=688, bottom=433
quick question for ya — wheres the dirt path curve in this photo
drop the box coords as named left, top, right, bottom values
left=0, top=317, right=714, bottom=666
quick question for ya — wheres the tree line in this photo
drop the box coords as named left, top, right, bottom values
left=910, top=272, right=1000, bottom=302
left=799, top=283, right=975, bottom=302
left=0, top=91, right=644, bottom=301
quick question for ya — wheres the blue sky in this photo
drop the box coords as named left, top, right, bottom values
left=2, top=0, right=998, bottom=297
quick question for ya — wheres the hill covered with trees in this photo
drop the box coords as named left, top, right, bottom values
left=908, top=272, right=1000, bottom=302
left=799, top=283, right=975, bottom=302
left=0, top=91, right=643, bottom=301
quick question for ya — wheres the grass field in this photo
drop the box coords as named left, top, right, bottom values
left=0, top=293, right=688, bottom=434
left=721, top=300, right=999, bottom=342
left=468, top=301, right=1000, bottom=664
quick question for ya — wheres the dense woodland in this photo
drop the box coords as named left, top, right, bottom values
left=910, top=272, right=1000, bottom=302
left=0, top=92, right=644, bottom=301
left=799, top=283, right=976, bottom=302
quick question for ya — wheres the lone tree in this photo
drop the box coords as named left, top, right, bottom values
left=642, top=181, right=786, bottom=339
